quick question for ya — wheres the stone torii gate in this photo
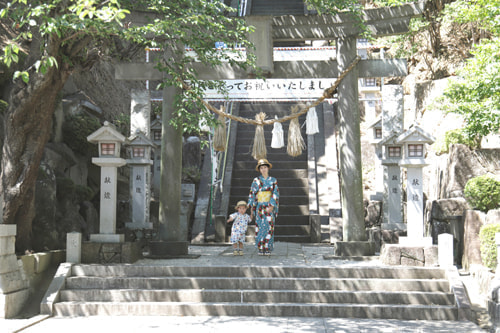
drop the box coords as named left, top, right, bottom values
left=116, top=2, right=424, bottom=256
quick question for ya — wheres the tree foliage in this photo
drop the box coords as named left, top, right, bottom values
left=439, top=0, right=500, bottom=141
left=0, top=0, right=258, bottom=251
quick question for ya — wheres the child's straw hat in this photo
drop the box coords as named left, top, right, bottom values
left=235, top=201, right=247, bottom=209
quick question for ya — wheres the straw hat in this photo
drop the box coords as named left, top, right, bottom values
left=234, top=201, right=247, bottom=209
left=255, top=158, right=272, bottom=171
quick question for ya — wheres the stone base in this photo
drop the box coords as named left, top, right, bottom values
left=82, top=241, right=142, bottom=264
left=149, top=241, right=189, bottom=257
left=381, top=243, right=438, bottom=266
left=334, top=241, right=376, bottom=256
left=0, top=288, right=30, bottom=319
left=89, top=233, right=125, bottom=243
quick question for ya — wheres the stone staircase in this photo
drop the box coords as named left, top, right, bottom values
left=51, top=264, right=461, bottom=320
left=227, top=102, right=310, bottom=243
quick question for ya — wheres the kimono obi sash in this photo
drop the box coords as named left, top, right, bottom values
left=257, top=191, right=272, bottom=203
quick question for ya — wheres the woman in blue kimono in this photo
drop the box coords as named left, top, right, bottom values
left=248, top=159, right=279, bottom=256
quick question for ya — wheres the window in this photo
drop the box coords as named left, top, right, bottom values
left=388, top=146, right=401, bottom=158
left=133, top=147, right=145, bottom=158
left=101, top=143, right=115, bottom=155
left=153, top=130, right=161, bottom=141
left=365, top=78, right=376, bottom=87
left=375, top=128, right=382, bottom=139
left=408, top=144, right=423, bottom=157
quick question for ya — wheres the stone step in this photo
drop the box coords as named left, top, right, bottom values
left=231, top=178, right=308, bottom=187
left=59, top=289, right=455, bottom=305
left=274, top=235, right=311, bottom=242
left=71, top=265, right=447, bottom=280
left=229, top=196, right=309, bottom=207
left=230, top=186, right=309, bottom=197
left=227, top=224, right=310, bottom=236
left=65, top=276, right=449, bottom=292
left=234, top=152, right=308, bottom=162
left=233, top=161, right=307, bottom=170
left=233, top=169, right=308, bottom=179
left=52, top=301, right=458, bottom=320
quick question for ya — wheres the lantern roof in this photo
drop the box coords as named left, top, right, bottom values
left=378, top=132, right=401, bottom=147
left=127, top=130, right=156, bottom=147
left=396, top=125, right=435, bottom=144
left=87, top=121, right=126, bottom=144
left=151, top=116, right=162, bottom=131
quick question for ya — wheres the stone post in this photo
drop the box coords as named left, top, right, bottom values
left=66, top=232, right=82, bottom=264
left=130, top=90, right=151, bottom=137
left=438, top=233, right=454, bottom=267
left=336, top=36, right=365, bottom=241
left=126, top=132, right=155, bottom=230
left=381, top=85, right=404, bottom=230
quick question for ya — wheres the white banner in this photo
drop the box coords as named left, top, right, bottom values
left=202, top=78, right=338, bottom=100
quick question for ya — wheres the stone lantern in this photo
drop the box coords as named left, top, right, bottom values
left=87, top=121, right=126, bottom=243
left=378, top=132, right=405, bottom=231
left=126, top=130, right=156, bottom=230
left=396, top=125, right=435, bottom=246
left=150, top=117, right=162, bottom=198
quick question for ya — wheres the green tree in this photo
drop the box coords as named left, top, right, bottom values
left=439, top=0, right=500, bottom=141
left=0, top=0, right=255, bottom=252
left=0, top=0, right=363, bottom=252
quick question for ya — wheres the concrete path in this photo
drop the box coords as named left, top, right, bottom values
left=1, top=242, right=487, bottom=333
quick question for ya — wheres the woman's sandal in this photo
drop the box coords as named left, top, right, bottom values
left=264, top=251, right=271, bottom=256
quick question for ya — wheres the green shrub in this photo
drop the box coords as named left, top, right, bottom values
left=434, top=129, right=480, bottom=154
left=63, top=113, right=101, bottom=156
left=464, top=175, right=500, bottom=212
left=479, top=223, right=500, bottom=272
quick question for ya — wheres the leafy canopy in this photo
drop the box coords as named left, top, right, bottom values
left=438, top=0, right=500, bottom=141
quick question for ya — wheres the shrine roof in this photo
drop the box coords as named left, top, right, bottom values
left=396, top=125, right=436, bottom=144
left=87, top=121, right=126, bottom=143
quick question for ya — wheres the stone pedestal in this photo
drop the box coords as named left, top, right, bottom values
left=81, top=241, right=142, bottom=263
left=382, top=163, right=405, bottom=230
left=0, top=225, right=29, bottom=318
left=126, top=163, right=153, bottom=230
left=90, top=159, right=126, bottom=243
left=381, top=243, right=438, bottom=266
left=399, top=165, right=432, bottom=246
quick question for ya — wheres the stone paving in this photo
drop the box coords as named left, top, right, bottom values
left=1, top=242, right=487, bottom=333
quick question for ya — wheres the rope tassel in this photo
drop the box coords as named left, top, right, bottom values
left=213, top=108, right=227, bottom=152
left=252, top=112, right=267, bottom=160
left=287, top=106, right=305, bottom=157
left=306, top=104, right=319, bottom=135
left=271, top=115, right=284, bottom=149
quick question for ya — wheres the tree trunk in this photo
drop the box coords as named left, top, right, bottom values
left=1, top=66, right=69, bottom=253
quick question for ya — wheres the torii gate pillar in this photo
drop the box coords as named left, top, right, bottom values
left=149, top=45, right=188, bottom=257
left=336, top=37, right=366, bottom=242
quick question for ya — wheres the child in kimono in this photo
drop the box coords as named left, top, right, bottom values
left=227, top=200, right=252, bottom=256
